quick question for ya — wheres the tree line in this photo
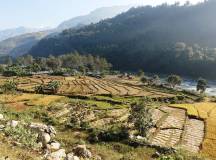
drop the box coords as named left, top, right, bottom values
left=0, top=52, right=112, bottom=76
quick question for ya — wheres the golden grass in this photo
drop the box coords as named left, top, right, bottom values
left=28, top=95, right=65, bottom=106
left=169, top=103, right=216, bottom=158
left=169, top=103, right=198, bottom=117
left=0, top=93, right=66, bottom=107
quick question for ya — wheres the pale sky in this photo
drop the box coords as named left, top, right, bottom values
left=0, top=0, right=204, bottom=30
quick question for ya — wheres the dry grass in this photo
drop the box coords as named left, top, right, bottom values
left=1, top=75, right=175, bottom=98
left=169, top=103, right=216, bottom=158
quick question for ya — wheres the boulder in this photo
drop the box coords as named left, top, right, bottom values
left=73, top=145, right=92, bottom=158
left=29, top=123, right=48, bottom=132
left=47, top=149, right=66, bottom=160
left=66, top=153, right=80, bottom=160
left=7, top=120, right=19, bottom=128
left=48, top=141, right=61, bottom=151
left=46, top=125, right=56, bottom=137
left=41, top=133, right=51, bottom=145
left=0, top=125, right=5, bottom=131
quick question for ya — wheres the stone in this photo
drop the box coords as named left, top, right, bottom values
left=29, top=123, right=48, bottom=132
left=0, top=125, right=5, bottom=131
left=7, top=120, right=19, bottom=128
left=94, top=155, right=102, bottom=160
left=42, top=133, right=51, bottom=144
left=73, top=145, right=92, bottom=158
left=0, top=114, right=4, bottom=120
left=47, top=149, right=66, bottom=160
left=48, top=141, right=61, bottom=151
left=66, top=153, right=80, bottom=160
left=46, top=126, right=56, bottom=137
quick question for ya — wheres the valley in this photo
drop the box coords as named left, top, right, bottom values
left=0, top=74, right=214, bottom=160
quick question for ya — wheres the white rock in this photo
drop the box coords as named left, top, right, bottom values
left=0, top=125, right=5, bottom=130
left=7, top=120, right=19, bottom=128
left=0, top=114, right=4, bottom=120
left=42, top=133, right=51, bottom=144
left=136, top=135, right=145, bottom=140
left=66, top=153, right=80, bottom=160
left=47, top=149, right=66, bottom=160
left=48, top=141, right=61, bottom=151
left=29, top=123, right=48, bottom=132
left=73, top=156, right=80, bottom=160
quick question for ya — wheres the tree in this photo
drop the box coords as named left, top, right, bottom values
left=138, top=70, right=144, bottom=77
left=23, top=55, right=34, bottom=66
left=46, top=55, right=62, bottom=71
left=167, top=75, right=182, bottom=88
left=150, top=75, right=160, bottom=85
left=140, top=76, right=149, bottom=85
left=5, top=56, right=13, bottom=66
left=0, top=65, right=5, bottom=74
left=128, top=100, right=153, bottom=137
left=197, top=78, right=207, bottom=93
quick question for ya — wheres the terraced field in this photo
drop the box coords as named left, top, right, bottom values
left=170, top=103, right=216, bottom=158
left=149, top=107, right=204, bottom=153
left=0, top=75, right=174, bottom=98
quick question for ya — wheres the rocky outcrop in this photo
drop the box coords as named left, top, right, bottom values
left=0, top=114, right=97, bottom=160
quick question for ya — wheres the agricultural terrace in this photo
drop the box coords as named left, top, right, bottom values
left=0, top=75, right=175, bottom=98
left=170, top=103, right=216, bottom=158
left=0, top=75, right=210, bottom=159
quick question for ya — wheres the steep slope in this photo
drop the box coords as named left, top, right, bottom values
left=57, top=6, right=131, bottom=30
left=29, top=1, right=216, bottom=78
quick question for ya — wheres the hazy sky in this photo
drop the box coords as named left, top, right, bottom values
left=0, top=0, right=203, bottom=30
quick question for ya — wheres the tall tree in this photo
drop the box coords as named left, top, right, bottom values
left=167, top=75, right=182, bottom=88
left=197, top=78, right=208, bottom=93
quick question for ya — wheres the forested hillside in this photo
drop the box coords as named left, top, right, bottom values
left=29, top=1, right=216, bottom=78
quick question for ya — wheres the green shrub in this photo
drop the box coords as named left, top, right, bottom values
left=128, top=100, right=153, bottom=137
left=1, top=80, right=17, bottom=93
left=89, top=125, right=129, bottom=143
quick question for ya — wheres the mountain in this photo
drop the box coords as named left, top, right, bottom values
left=0, top=31, right=49, bottom=57
left=0, top=26, right=45, bottom=41
left=29, top=1, right=216, bottom=79
left=0, top=6, right=131, bottom=57
left=57, top=6, right=132, bottom=30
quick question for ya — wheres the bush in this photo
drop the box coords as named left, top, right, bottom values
left=35, top=80, right=61, bottom=94
left=128, top=100, right=153, bottom=137
left=89, top=125, right=129, bottom=143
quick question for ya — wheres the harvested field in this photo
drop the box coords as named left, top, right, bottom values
left=149, top=107, right=204, bottom=154
left=0, top=75, right=175, bottom=98
left=0, top=93, right=66, bottom=107
left=170, top=103, right=216, bottom=158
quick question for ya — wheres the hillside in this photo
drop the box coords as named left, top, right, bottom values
left=29, top=1, right=216, bottom=79
left=0, top=31, right=49, bottom=57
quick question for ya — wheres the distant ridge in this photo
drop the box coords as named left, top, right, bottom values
left=0, top=6, right=132, bottom=57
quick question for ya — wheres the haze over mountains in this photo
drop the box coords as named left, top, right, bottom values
left=57, top=6, right=132, bottom=30
left=29, top=1, right=216, bottom=79
left=0, top=26, right=44, bottom=41
left=0, top=5, right=131, bottom=57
